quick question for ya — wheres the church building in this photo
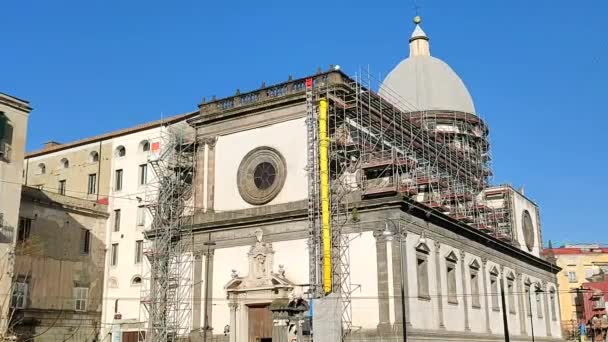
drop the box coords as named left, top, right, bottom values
left=179, top=17, right=563, bottom=342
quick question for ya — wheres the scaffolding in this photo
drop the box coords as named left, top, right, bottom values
left=139, top=122, right=196, bottom=342
left=306, top=67, right=509, bottom=339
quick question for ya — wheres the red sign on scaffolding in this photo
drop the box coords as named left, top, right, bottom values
left=305, top=78, right=313, bottom=89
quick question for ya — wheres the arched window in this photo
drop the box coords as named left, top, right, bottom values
left=38, top=163, right=46, bottom=175
left=60, top=158, right=69, bottom=169
left=89, top=151, right=99, bottom=163
left=140, top=140, right=150, bottom=152
left=115, top=146, right=126, bottom=158
left=131, top=276, right=142, bottom=286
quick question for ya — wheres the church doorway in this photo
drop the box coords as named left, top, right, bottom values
left=248, top=304, right=272, bottom=342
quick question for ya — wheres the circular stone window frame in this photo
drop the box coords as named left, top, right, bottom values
left=237, top=147, right=287, bottom=205
left=521, top=209, right=535, bottom=252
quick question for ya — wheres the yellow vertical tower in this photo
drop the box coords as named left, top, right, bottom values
left=319, top=98, right=332, bottom=294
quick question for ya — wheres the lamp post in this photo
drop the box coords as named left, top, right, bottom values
left=527, top=286, right=544, bottom=342
left=383, top=220, right=408, bottom=342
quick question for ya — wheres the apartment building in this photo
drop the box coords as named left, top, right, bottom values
left=0, top=93, right=31, bottom=338
left=9, top=186, right=108, bottom=341
left=22, top=112, right=197, bottom=340
left=544, top=244, right=608, bottom=337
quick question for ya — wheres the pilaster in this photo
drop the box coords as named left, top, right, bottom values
left=391, top=230, right=411, bottom=332
left=434, top=241, right=445, bottom=330
left=373, top=230, right=391, bottom=332
left=203, top=137, right=217, bottom=212
left=192, top=252, right=204, bottom=330
left=459, top=250, right=470, bottom=331
left=517, top=273, right=527, bottom=335
left=481, top=257, right=491, bottom=333
left=203, top=248, right=215, bottom=334
left=542, top=281, right=552, bottom=336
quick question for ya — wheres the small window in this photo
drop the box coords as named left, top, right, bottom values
left=60, top=158, right=69, bottom=169
left=417, top=256, right=429, bottom=299
left=89, top=151, right=99, bottom=163
left=535, top=285, right=543, bottom=319
left=58, top=180, right=66, bottom=195
left=470, top=270, right=480, bottom=308
left=115, top=169, right=123, bottom=191
left=37, top=163, right=46, bottom=175
left=74, top=287, right=88, bottom=311
left=87, top=174, right=97, bottom=194
left=567, top=271, right=577, bottom=283
left=139, top=164, right=148, bottom=185
left=131, top=276, right=142, bottom=286
left=17, top=217, right=31, bottom=243
left=141, top=140, right=150, bottom=152
left=550, top=288, right=557, bottom=321
left=116, top=146, right=126, bottom=158
left=415, top=241, right=431, bottom=300
left=507, top=273, right=516, bottom=314
left=445, top=252, right=458, bottom=304
left=113, top=209, right=121, bottom=232
left=80, top=229, right=91, bottom=255
left=111, top=243, right=119, bottom=266
left=135, top=240, right=143, bottom=264
left=11, top=280, right=28, bottom=309
left=136, top=206, right=146, bottom=226
left=525, top=283, right=532, bottom=317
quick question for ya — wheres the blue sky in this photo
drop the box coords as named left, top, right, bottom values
left=2, top=0, right=606, bottom=245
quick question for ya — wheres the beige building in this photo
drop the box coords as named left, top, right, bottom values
left=0, top=92, right=31, bottom=338
left=8, top=186, right=108, bottom=341
left=544, top=244, right=608, bottom=336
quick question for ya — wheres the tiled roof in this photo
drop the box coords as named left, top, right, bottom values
left=26, top=110, right=198, bottom=158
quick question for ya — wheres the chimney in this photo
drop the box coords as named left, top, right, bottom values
left=44, top=141, right=61, bottom=149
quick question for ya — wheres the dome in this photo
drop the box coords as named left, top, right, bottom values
left=379, top=20, right=476, bottom=115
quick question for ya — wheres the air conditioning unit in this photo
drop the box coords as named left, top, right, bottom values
left=0, top=141, right=11, bottom=161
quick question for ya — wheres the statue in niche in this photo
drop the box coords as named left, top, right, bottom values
left=254, top=254, right=267, bottom=278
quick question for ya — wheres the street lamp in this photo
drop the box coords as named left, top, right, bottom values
left=382, top=220, right=408, bottom=342
left=527, top=285, right=544, bottom=342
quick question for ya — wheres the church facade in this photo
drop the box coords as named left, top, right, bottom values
left=182, top=18, right=563, bottom=342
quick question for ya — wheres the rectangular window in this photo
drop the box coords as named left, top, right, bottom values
left=490, top=275, right=500, bottom=310
left=139, top=164, right=147, bottom=185
left=113, top=209, right=121, bottom=232
left=74, top=287, right=88, bottom=311
left=87, top=173, right=97, bottom=194
left=446, top=262, right=457, bottom=304
left=416, top=256, right=430, bottom=299
left=470, top=271, right=481, bottom=308
left=507, top=279, right=516, bottom=314
left=135, top=240, right=143, bottom=264
left=567, top=271, right=577, bottom=283
left=136, top=206, right=146, bottom=226
left=525, top=285, right=532, bottom=317
left=11, top=281, right=28, bottom=309
left=58, top=179, right=66, bottom=195
left=17, top=217, right=31, bottom=243
left=550, top=290, right=557, bottom=321
left=111, top=243, right=119, bottom=266
left=115, top=169, right=123, bottom=191
left=80, top=229, right=91, bottom=255
left=536, top=287, right=543, bottom=318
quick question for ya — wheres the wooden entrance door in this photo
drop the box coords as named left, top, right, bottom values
left=248, top=304, right=272, bottom=342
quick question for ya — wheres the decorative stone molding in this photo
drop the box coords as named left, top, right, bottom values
left=237, top=147, right=287, bottom=205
